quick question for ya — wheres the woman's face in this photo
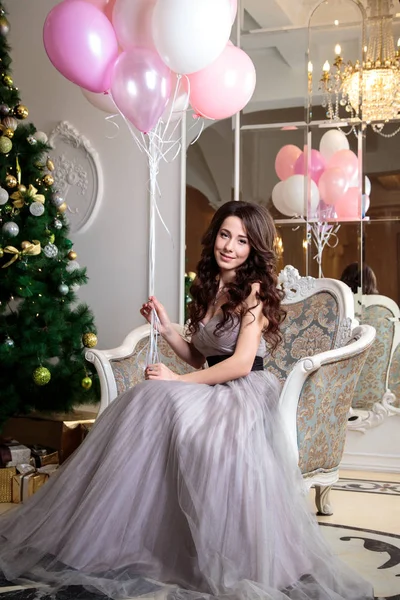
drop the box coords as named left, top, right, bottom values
left=214, top=216, right=251, bottom=275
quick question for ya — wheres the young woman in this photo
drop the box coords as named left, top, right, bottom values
left=0, top=201, right=373, bottom=600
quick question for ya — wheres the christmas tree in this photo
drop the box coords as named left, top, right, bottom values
left=0, top=3, right=99, bottom=426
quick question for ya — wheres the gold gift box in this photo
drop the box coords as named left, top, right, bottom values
left=12, top=464, right=58, bottom=504
left=0, top=467, right=16, bottom=503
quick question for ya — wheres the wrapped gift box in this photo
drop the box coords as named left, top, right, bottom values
left=2, top=411, right=96, bottom=463
left=0, top=440, right=31, bottom=468
left=29, top=445, right=59, bottom=468
left=12, top=464, right=59, bottom=504
left=0, top=467, right=17, bottom=503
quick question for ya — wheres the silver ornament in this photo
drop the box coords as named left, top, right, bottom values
left=65, top=260, right=80, bottom=273
left=52, top=194, right=65, bottom=208
left=4, top=336, right=14, bottom=348
left=33, top=131, right=48, bottom=144
left=53, top=218, right=63, bottom=230
left=0, top=187, right=9, bottom=205
left=29, top=201, right=45, bottom=217
left=27, top=135, right=37, bottom=145
left=70, top=283, right=80, bottom=292
left=2, top=221, right=19, bottom=237
left=43, top=243, right=58, bottom=258
left=58, top=283, right=69, bottom=296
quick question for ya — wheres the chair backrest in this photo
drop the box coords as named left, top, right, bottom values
left=352, top=294, right=400, bottom=410
left=278, top=324, right=375, bottom=479
left=264, top=265, right=355, bottom=384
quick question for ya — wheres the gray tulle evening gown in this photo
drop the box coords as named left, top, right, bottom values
left=0, top=315, right=373, bottom=600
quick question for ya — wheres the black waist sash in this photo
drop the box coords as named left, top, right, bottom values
left=206, top=354, right=264, bottom=371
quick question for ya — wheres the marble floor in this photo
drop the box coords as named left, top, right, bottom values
left=0, top=469, right=399, bottom=599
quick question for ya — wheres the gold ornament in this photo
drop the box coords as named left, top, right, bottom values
left=1, top=240, right=41, bottom=269
left=58, top=202, right=67, bottom=213
left=46, top=158, right=55, bottom=171
left=0, top=136, right=12, bottom=153
left=82, top=333, right=98, bottom=348
left=2, top=74, right=13, bottom=87
left=0, top=16, right=10, bottom=36
left=33, top=366, right=51, bottom=386
left=5, top=174, right=17, bottom=188
left=0, top=248, right=3, bottom=258
left=11, top=184, right=45, bottom=209
left=42, top=174, right=54, bottom=186
left=3, top=128, right=13, bottom=139
left=67, top=250, right=77, bottom=260
left=2, top=116, right=18, bottom=131
left=18, top=184, right=26, bottom=193
left=21, top=241, right=31, bottom=250
left=81, top=376, right=93, bottom=390
left=14, top=104, right=29, bottom=120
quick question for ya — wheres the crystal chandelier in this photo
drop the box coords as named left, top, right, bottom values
left=319, top=0, right=400, bottom=132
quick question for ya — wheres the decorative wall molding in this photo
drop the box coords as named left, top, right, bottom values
left=48, top=121, right=103, bottom=234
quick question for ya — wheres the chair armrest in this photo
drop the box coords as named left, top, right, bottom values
left=278, top=324, right=376, bottom=470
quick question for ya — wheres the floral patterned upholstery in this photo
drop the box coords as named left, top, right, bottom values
left=298, top=349, right=370, bottom=478
left=264, top=292, right=340, bottom=383
left=388, top=343, right=400, bottom=408
left=110, top=335, right=195, bottom=396
left=352, top=305, right=395, bottom=410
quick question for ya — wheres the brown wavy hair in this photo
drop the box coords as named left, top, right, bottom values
left=188, top=200, right=285, bottom=352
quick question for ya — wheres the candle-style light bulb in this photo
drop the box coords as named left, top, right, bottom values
left=335, top=44, right=341, bottom=56
left=323, top=60, right=331, bottom=72
left=308, top=61, right=313, bottom=73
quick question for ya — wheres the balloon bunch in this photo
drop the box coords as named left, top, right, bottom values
left=272, top=129, right=371, bottom=221
left=43, top=0, right=257, bottom=133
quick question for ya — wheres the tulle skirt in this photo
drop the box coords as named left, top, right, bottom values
left=0, top=372, right=373, bottom=600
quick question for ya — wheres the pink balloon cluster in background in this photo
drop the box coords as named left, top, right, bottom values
left=43, top=0, right=255, bottom=133
left=271, top=129, right=370, bottom=221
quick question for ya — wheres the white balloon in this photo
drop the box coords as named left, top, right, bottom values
left=81, top=88, right=116, bottom=114
left=272, top=181, right=295, bottom=216
left=319, top=129, right=350, bottom=162
left=282, top=175, right=320, bottom=217
left=362, top=194, right=370, bottom=216
left=365, top=175, right=371, bottom=196
left=152, top=0, right=232, bottom=75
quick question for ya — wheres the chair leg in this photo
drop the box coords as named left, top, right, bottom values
left=315, top=485, right=333, bottom=516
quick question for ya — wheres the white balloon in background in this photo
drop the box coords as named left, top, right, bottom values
left=81, top=87, right=116, bottom=114
left=272, top=181, right=295, bottom=216
left=319, top=129, right=350, bottom=162
left=282, top=175, right=320, bottom=216
left=365, top=175, right=371, bottom=196
left=112, top=0, right=156, bottom=51
left=152, top=0, right=232, bottom=75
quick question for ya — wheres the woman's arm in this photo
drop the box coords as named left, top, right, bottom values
left=140, top=296, right=206, bottom=369
left=146, top=284, right=266, bottom=384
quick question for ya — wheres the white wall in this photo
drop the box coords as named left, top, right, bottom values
left=6, top=0, right=182, bottom=349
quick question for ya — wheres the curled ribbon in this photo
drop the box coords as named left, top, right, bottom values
left=11, top=185, right=45, bottom=209
left=2, top=240, right=41, bottom=268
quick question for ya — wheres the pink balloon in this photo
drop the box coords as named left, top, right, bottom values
left=294, top=148, right=326, bottom=184
left=335, top=187, right=361, bottom=220
left=275, top=145, right=302, bottom=181
left=318, top=167, right=349, bottom=206
left=187, top=44, right=256, bottom=121
left=44, top=1, right=119, bottom=93
left=111, top=48, right=172, bottom=133
left=112, top=0, right=156, bottom=51
left=64, top=0, right=117, bottom=19
left=229, top=0, right=238, bottom=24
left=328, top=149, right=359, bottom=183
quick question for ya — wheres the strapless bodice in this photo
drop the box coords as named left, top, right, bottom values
left=191, top=313, right=267, bottom=359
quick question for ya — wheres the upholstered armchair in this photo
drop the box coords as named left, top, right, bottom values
left=86, top=266, right=375, bottom=515
left=348, top=293, right=400, bottom=432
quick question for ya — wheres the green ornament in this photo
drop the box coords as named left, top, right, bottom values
left=49, top=233, right=55, bottom=243
left=65, top=239, right=73, bottom=249
left=33, top=366, right=51, bottom=386
left=81, top=376, right=93, bottom=390
left=0, top=136, right=12, bottom=154
left=44, top=229, right=51, bottom=235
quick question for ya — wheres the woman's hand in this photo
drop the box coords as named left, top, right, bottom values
left=140, top=296, right=171, bottom=337
left=144, top=363, right=181, bottom=381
